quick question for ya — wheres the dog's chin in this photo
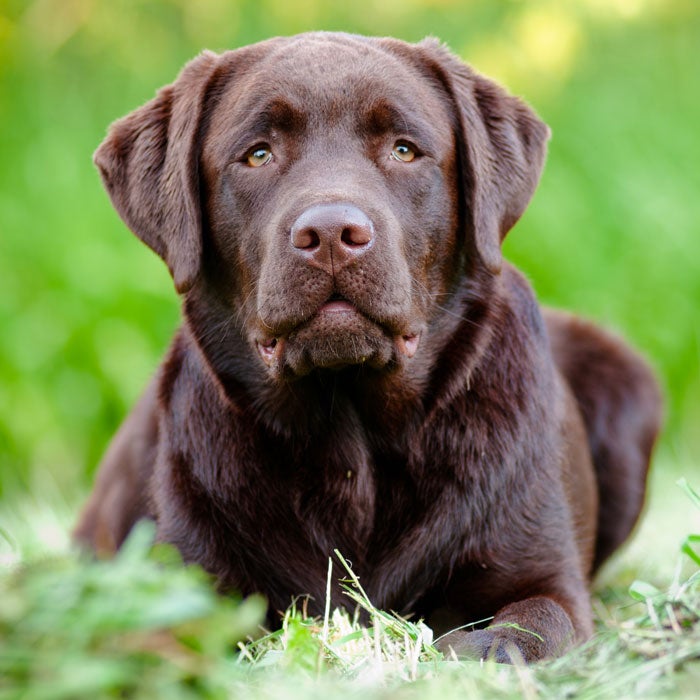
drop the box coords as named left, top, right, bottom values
left=256, top=301, right=419, bottom=379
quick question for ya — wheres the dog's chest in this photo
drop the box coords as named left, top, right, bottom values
left=258, top=419, right=421, bottom=552
left=164, top=368, right=554, bottom=614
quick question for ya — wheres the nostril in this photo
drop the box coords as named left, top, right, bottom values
left=341, top=225, right=373, bottom=247
left=292, top=227, right=320, bottom=250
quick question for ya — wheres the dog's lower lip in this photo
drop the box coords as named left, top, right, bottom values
left=257, top=336, right=284, bottom=365
left=396, top=333, right=420, bottom=358
left=319, top=300, right=356, bottom=313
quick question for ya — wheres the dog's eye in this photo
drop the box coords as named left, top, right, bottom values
left=391, top=142, right=416, bottom=163
left=246, top=146, right=273, bottom=167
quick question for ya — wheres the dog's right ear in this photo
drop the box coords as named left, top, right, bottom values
left=94, top=51, right=219, bottom=294
left=397, top=39, right=550, bottom=276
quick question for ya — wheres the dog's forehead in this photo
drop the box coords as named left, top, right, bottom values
left=208, top=35, right=452, bottom=141
left=259, top=36, right=417, bottom=93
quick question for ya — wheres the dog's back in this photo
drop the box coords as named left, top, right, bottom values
left=545, top=310, right=663, bottom=571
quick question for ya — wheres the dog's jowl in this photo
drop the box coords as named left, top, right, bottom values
left=75, top=33, right=662, bottom=662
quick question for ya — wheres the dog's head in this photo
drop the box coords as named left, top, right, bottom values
left=95, top=33, right=548, bottom=384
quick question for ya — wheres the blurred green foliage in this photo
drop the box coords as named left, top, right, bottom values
left=1, top=0, right=699, bottom=499
left=0, top=521, right=267, bottom=698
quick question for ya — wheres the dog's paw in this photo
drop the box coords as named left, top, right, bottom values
left=437, top=628, right=524, bottom=663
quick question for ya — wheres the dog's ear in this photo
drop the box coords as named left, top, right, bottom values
left=94, top=51, right=219, bottom=294
left=415, top=40, right=550, bottom=274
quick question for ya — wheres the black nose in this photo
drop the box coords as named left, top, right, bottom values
left=290, top=203, right=374, bottom=275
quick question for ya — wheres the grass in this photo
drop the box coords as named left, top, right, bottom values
left=1, top=472, right=698, bottom=699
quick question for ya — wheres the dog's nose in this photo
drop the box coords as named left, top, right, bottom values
left=290, top=203, right=374, bottom=275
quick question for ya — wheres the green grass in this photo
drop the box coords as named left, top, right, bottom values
left=1, top=473, right=698, bottom=699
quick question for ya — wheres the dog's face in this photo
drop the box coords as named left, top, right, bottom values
left=94, top=33, right=549, bottom=384
left=201, top=37, right=460, bottom=377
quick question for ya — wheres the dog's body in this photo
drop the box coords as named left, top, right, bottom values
left=75, top=33, right=661, bottom=662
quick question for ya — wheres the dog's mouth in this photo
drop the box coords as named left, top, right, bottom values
left=256, top=295, right=420, bottom=376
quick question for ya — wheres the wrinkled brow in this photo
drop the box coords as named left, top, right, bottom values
left=238, top=97, right=308, bottom=136
left=361, top=99, right=436, bottom=148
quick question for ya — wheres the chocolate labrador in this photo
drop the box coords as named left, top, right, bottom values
left=75, top=33, right=662, bottom=662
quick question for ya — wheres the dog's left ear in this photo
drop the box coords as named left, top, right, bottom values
left=409, top=40, right=550, bottom=274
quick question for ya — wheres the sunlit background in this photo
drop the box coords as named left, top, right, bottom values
left=1, top=0, right=699, bottom=552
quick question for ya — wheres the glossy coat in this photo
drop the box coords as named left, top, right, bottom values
left=76, top=33, right=662, bottom=662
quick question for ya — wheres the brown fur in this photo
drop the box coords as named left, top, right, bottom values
left=75, top=33, right=662, bottom=663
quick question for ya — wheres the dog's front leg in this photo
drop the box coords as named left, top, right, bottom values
left=437, top=591, right=592, bottom=663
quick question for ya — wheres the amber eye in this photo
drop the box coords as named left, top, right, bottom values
left=246, top=145, right=273, bottom=167
left=391, top=142, right=416, bottom=162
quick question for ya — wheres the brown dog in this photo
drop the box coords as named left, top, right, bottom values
left=75, top=33, right=662, bottom=662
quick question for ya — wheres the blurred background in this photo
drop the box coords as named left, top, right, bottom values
left=0, top=0, right=698, bottom=546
